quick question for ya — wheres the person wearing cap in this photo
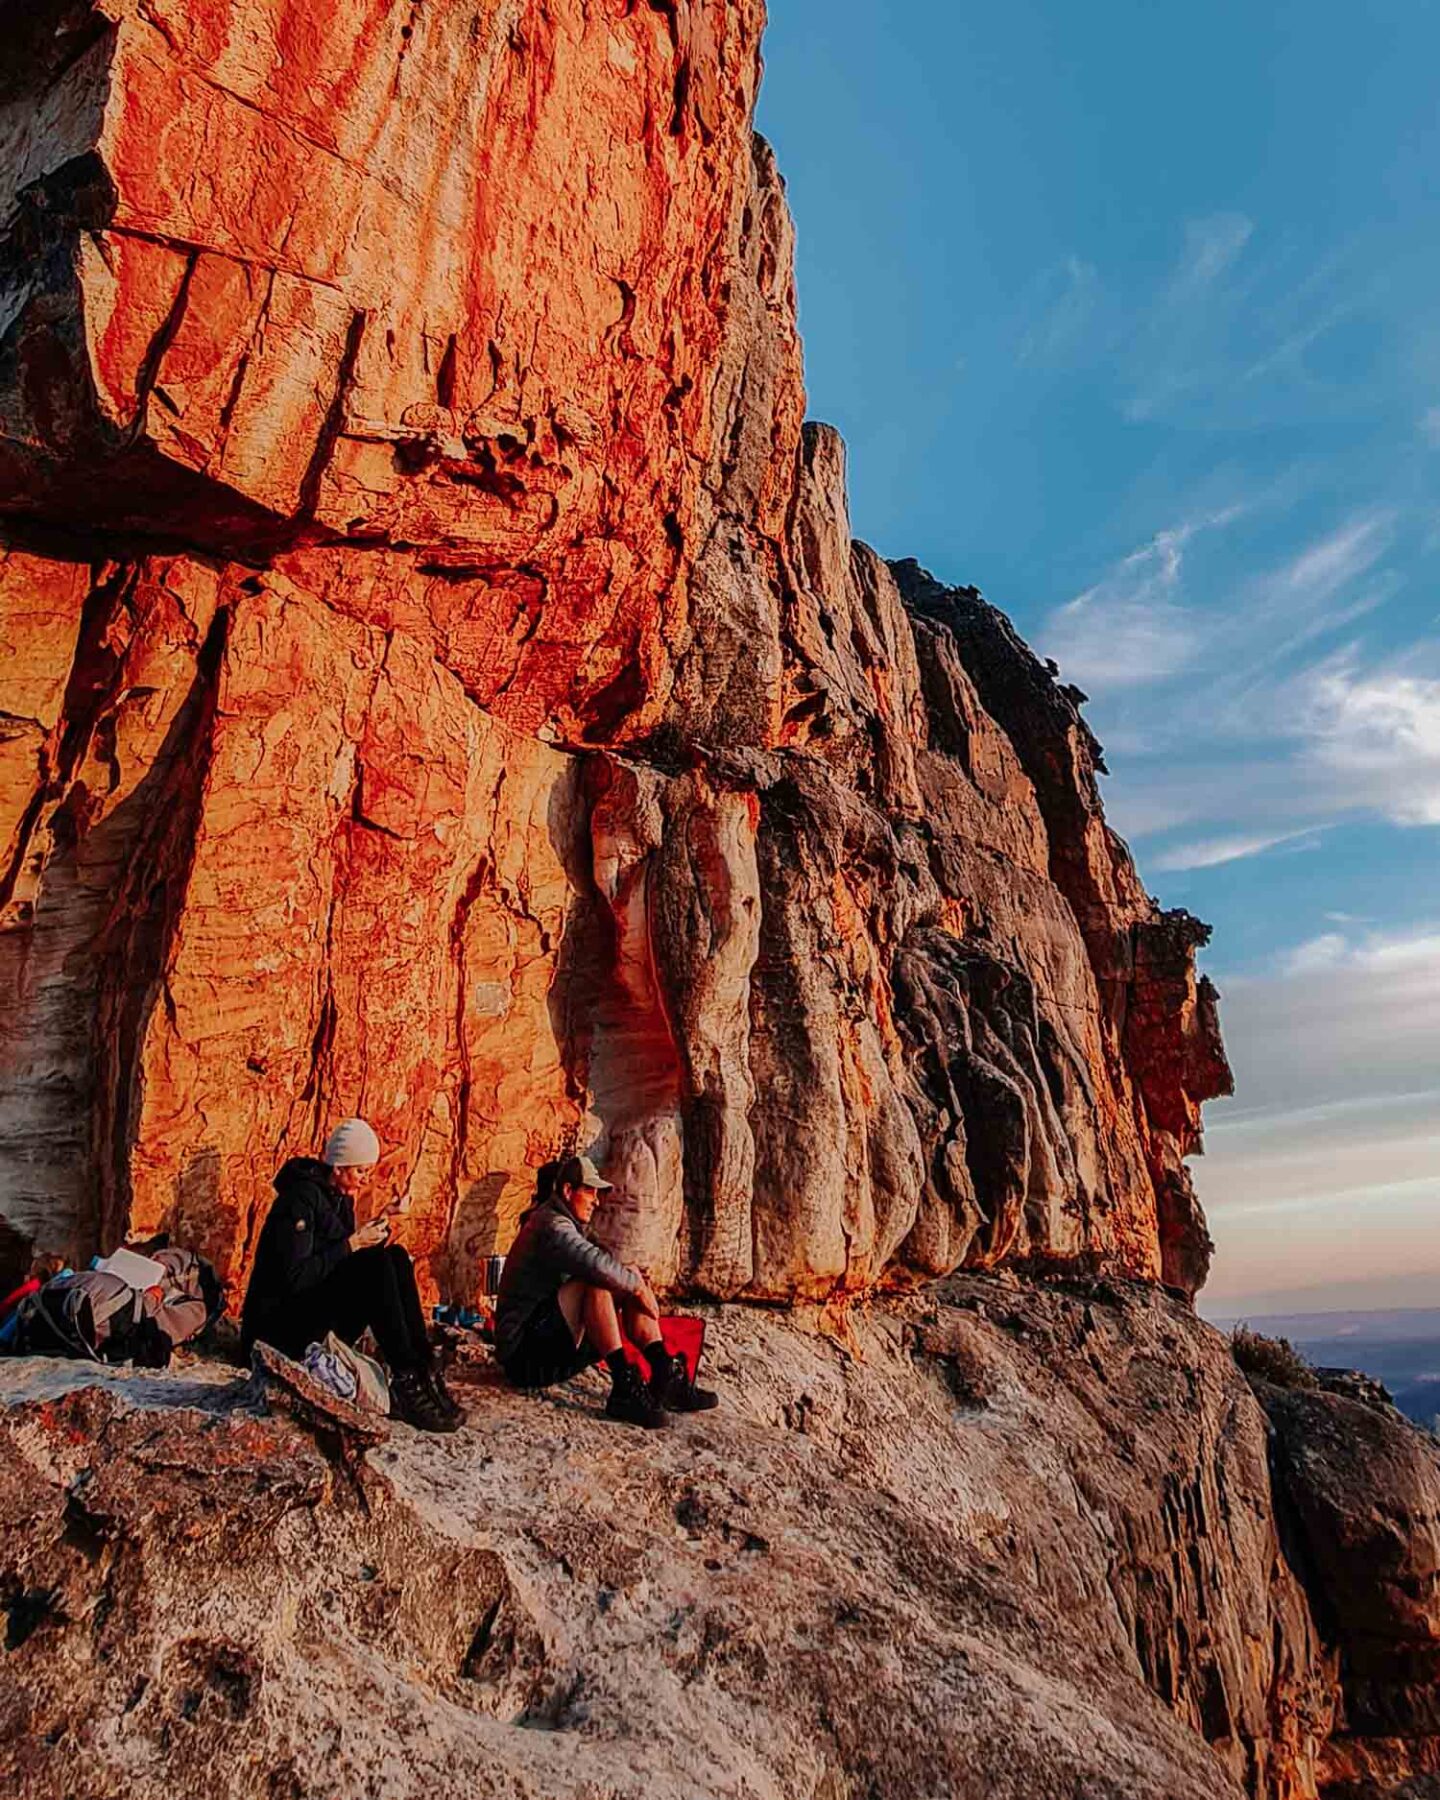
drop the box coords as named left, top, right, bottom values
left=494, top=1153, right=717, bottom=1428
left=240, top=1118, right=461, bottom=1434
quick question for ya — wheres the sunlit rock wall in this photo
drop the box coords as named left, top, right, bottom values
left=0, top=0, right=1229, bottom=1304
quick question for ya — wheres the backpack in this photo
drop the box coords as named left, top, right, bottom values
left=17, top=1271, right=166, bottom=1366
left=13, top=1248, right=224, bottom=1367
left=148, top=1247, right=225, bottom=1347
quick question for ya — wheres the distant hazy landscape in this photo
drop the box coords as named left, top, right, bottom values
left=1209, top=1307, right=1440, bottom=1428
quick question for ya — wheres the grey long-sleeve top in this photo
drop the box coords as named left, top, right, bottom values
left=494, top=1197, right=644, bottom=1362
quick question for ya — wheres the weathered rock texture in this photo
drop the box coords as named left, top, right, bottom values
left=10, top=1277, right=1440, bottom=1799
left=0, top=1280, right=1348, bottom=1800
left=11, top=1277, right=1440, bottom=1800
left=5, top=11, right=1437, bottom=1800
left=1257, top=1375, right=1440, bottom=1797
left=0, top=0, right=1230, bottom=1305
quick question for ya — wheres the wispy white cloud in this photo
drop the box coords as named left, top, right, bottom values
left=1332, top=923, right=1440, bottom=972
left=1123, top=213, right=1256, bottom=421
left=1014, top=211, right=1390, bottom=438
left=1045, top=510, right=1387, bottom=728
left=1040, top=508, right=1244, bottom=696
left=1216, top=1171, right=1440, bottom=1223
left=1203, top=513, right=1396, bottom=707
left=1263, top=514, right=1392, bottom=611
left=1297, top=662, right=1440, bottom=824
left=1210, top=1084, right=1440, bottom=1132
left=1017, top=255, right=1101, bottom=367
left=972, top=195, right=1440, bottom=1320
left=1173, top=212, right=1255, bottom=291
left=1152, top=828, right=1320, bottom=872
left=1044, top=542, right=1194, bottom=693
left=1049, top=491, right=1438, bottom=847
left=1114, top=212, right=1405, bottom=438
left=1245, top=920, right=1440, bottom=980
left=1198, top=923, right=1440, bottom=1310
left=1277, top=931, right=1350, bottom=975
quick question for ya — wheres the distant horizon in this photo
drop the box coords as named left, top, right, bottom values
left=1201, top=1298, right=1440, bottom=1326
left=1200, top=1267, right=1440, bottom=1322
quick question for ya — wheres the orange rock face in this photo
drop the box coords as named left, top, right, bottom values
left=0, top=0, right=1229, bottom=1305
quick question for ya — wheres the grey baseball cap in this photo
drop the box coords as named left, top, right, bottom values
left=559, top=1153, right=613, bottom=1193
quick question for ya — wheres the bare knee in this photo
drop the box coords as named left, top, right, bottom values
left=579, top=1283, right=622, bottom=1355
left=619, top=1297, right=661, bottom=1346
left=582, top=1284, right=618, bottom=1326
left=555, top=1279, right=587, bottom=1336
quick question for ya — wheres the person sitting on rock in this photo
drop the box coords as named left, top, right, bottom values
left=241, top=1117, right=461, bottom=1435
left=495, top=1154, right=716, bottom=1428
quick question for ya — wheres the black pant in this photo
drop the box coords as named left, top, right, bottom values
left=264, top=1245, right=429, bottom=1373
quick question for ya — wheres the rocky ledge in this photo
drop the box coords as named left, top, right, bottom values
left=2, top=1280, right=1438, bottom=1800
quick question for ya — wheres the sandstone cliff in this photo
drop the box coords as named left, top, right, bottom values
left=0, top=0, right=1228, bottom=1309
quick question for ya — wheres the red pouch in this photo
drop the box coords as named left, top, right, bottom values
left=659, top=1315, right=704, bottom=1380
left=621, top=1314, right=705, bottom=1380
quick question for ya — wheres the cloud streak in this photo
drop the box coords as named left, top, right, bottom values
left=1298, top=663, right=1440, bottom=825
left=1017, top=255, right=1101, bottom=367
left=1173, top=212, right=1255, bottom=290
left=1123, top=213, right=1256, bottom=422
left=1040, top=508, right=1245, bottom=697
left=1040, top=493, right=1439, bottom=849
left=1151, top=828, right=1320, bottom=872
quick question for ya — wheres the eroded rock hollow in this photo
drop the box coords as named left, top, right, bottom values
left=0, top=0, right=1230, bottom=1305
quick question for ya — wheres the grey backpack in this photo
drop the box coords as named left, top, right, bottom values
left=19, top=1271, right=156, bottom=1364
left=15, top=1249, right=223, bottom=1366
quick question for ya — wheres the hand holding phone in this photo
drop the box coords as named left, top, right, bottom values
left=350, top=1216, right=391, bottom=1252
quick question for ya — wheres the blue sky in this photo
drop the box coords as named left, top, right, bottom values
left=757, top=0, right=1440, bottom=1314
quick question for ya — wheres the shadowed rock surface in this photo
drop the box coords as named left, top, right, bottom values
left=1257, top=1377, right=1440, bottom=1796
left=0, top=1281, right=1348, bottom=1800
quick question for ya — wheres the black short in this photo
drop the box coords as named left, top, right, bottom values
left=500, top=1297, right=600, bottom=1389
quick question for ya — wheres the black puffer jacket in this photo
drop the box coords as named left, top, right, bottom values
left=240, top=1158, right=354, bottom=1354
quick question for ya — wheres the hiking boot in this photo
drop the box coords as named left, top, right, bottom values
left=391, top=1368, right=459, bottom=1434
left=644, top=1345, right=719, bottom=1414
left=655, top=1362, right=719, bottom=1414
left=426, top=1364, right=464, bottom=1425
left=605, top=1359, right=669, bottom=1430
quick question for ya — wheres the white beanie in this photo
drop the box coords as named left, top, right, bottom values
left=323, top=1117, right=381, bottom=1169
